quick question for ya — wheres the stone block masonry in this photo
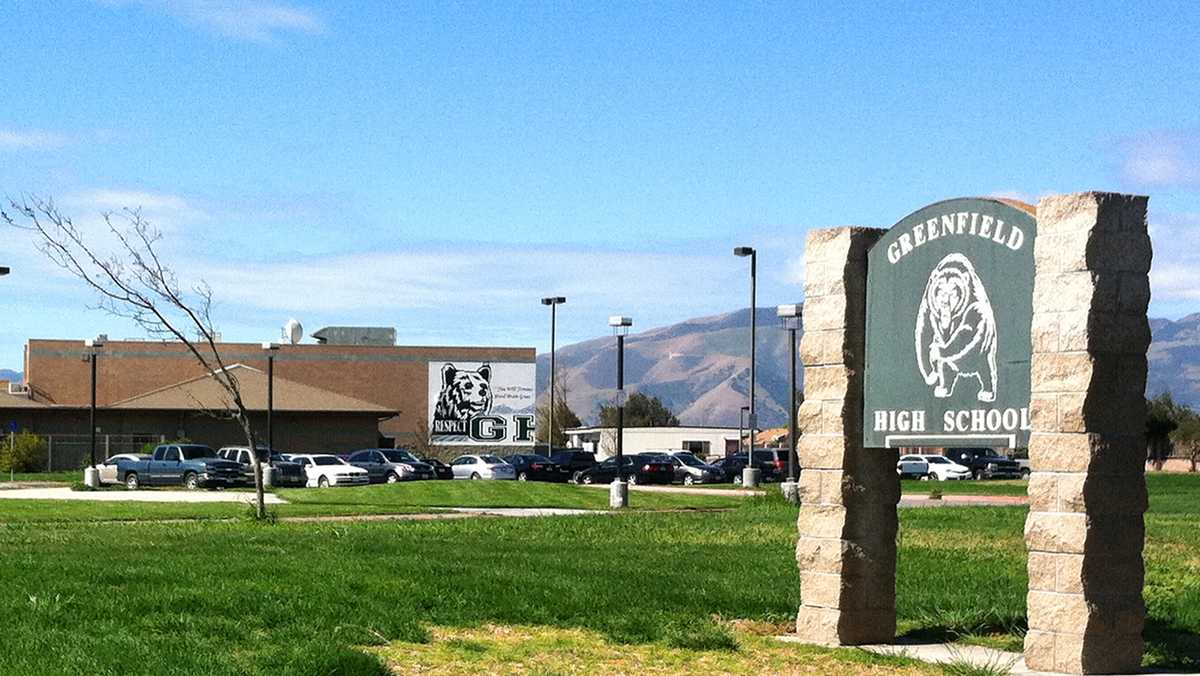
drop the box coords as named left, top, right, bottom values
left=795, top=227, right=900, bottom=645
left=1024, top=192, right=1151, bottom=674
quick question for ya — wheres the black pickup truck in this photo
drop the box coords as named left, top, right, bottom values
left=117, top=444, right=244, bottom=490
left=942, top=448, right=1022, bottom=480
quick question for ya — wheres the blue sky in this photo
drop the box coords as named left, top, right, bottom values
left=1, top=1, right=1198, bottom=369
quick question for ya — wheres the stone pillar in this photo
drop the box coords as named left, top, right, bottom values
left=795, top=227, right=899, bottom=645
left=1024, top=192, right=1151, bottom=674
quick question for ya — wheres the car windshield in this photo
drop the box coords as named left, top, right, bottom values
left=480, top=455, right=506, bottom=464
left=383, top=451, right=418, bottom=463
left=269, top=453, right=290, bottom=462
left=527, top=455, right=550, bottom=463
left=676, top=454, right=706, bottom=467
left=179, top=445, right=215, bottom=459
left=312, top=456, right=344, bottom=466
left=927, top=456, right=950, bottom=464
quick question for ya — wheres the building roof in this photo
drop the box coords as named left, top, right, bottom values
left=755, top=427, right=789, bottom=445
left=110, top=364, right=396, bottom=414
left=566, top=425, right=740, bottom=435
left=0, top=390, right=48, bottom=408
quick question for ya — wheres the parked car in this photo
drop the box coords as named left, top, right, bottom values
left=942, top=447, right=1023, bottom=480
left=550, top=450, right=598, bottom=480
left=450, top=454, right=516, bottom=480
left=1010, top=451, right=1031, bottom=478
left=346, top=448, right=437, bottom=483
left=574, top=454, right=675, bottom=485
left=116, top=444, right=242, bottom=490
left=97, top=453, right=148, bottom=485
left=911, top=454, right=972, bottom=481
left=289, top=453, right=370, bottom=488
left=502, top=453, right=571, bottom=482
left=645, top=451, right=724, bottom=485
left=216, top=446, right=306, bottom=487
left=712, top=452, right=785, bottom=484
left=420, top=457, right=454, bottom=480
left=897, top=454, right=931, bottom=479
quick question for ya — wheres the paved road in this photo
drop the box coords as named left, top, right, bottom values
left=0, top=487, right=288, bottom=504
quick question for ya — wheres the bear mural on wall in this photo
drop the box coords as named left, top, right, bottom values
left=433, top=363, right=494, bottom=428
left=914, top=253, right=999, bottom=402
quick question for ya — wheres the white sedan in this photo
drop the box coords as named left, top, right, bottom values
left=97, top=453, right=149, bottom=485
left=913, top=454, right=972, bottom=481
left=897, top=455, right=930, bottom=479
left=450, top=454, right=516, bottom=480
left=289, top=454, right=369, bottom=488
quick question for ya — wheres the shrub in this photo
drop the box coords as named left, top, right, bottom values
left=0, top=431, right=48, bottom=473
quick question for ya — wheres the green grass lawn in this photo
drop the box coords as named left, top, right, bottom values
left=0, top=481, right=745, bottom=524
left=0, top=475, right=1194, bottom=674
left=900, top=478, right=1029, bottom=497
left=1, top=470, right=79, bottom=483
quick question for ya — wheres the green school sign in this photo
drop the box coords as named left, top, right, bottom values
left=863, top=198, right=1036, bottom=449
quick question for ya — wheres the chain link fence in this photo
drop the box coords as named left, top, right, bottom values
left=2, top=433, right=167, bottom=473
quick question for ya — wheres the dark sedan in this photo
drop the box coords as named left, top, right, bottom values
left=711, top=453, right=787, bottom=484
left=502, top=453, right=571, bottom=482
left=574, top=454, right=675, bottom=486
left=420, top=457, right=454, bottom=480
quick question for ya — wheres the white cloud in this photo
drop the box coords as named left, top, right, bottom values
left=100, top=0, right=324, bottom=42
left=1149, top=213, right=1200, bottom=304
left=63, top=189, right=208, bottom=228
left=0, top=129, right=69, bottom=150
left=1121, top=131, right=1200, bottom=187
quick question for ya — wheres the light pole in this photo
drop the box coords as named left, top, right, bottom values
left=608, top=315, right=632, bottom=509
left=734, top=246, right=760, bottom=488
left=83, top=334, right=106, bottom=487
left=262, top=342, right=280, bottom=488
left=0, top=267, right=9, bottom=276
left=778, top=304, right=803, bottom=504
left=738, top=405, right=749, bottom=456
left=541, top=296, right=567, bottom=457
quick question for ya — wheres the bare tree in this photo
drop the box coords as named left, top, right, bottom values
left=3, top=195, right=271, bottom=518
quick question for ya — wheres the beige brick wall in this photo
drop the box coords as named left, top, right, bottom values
left=1024, top=192, right=1150, bottom=674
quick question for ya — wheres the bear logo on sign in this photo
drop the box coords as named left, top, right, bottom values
left=914, top=253, right=999, bottom=402
left=434, top=363, right=494, bottom=424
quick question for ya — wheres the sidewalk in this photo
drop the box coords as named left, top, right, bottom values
left=0, top=486, right=287, bottom=504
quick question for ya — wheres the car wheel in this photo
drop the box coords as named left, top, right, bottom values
left=973, top=469, right=984, bottom=480
left=683, top=475, right=695, bottom=486
left=1021, top=468, right=1031, bottom=479
left=386, top=472, right=400, bottom=484
left=733, top=475, right=742, bottom=486
left=318, top=476, right=330, bottom=488
left=581, top=474, right=593, bottom=485
left=125, top=473, right=140, bottom=490
left=471, top=472, right=481, bottom=480
left=627, top=474, right=638, bottom=486
left=919, top=473, right=930, bottom=481
left=517, top=472, right=528, bottom=481
left=183, top=472, right=200, bottom=490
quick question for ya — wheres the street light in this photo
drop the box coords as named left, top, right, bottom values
left=83, top=334, right=106, bottom=487
left=738, top=405, right=749, bottom=457
left=778, top=303, right=803, bottom=504
left=608, top=315, right=632, bottom=509
left=734, top=246, right=760, bottom=488
left=540, top=296, right=567, bottom=457
left=262, top=342, right=280, bottom=486
left=0, top=266, right=9, bottom=276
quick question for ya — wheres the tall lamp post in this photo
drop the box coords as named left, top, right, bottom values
left=738, top=405, right=749, bottom=457
left=262, top=342, right=279, bottom=488
left=733, top=246, right=760, bottom=488
left=83, top=334, right=106, bottom=487
left=540, top=296, right=567, bottom=456
left=608, top=315, right=632, bottom=509
left=778, top=304, right=803, bottom=504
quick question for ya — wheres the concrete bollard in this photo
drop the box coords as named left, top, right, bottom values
left=780, top=479, right=800, bottom=504
left=83, top=467, right=100, bottom=488
left=742, top=467, right=761, bottom=488
left=262, top=465, right=275, bottom=489
left=609, top=480, right=628, bottom=509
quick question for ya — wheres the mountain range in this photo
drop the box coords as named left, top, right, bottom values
left=537, top=309, right=1200, bottom=428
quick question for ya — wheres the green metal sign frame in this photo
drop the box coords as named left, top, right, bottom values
left=863, top=198, right=1036, bottom=449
